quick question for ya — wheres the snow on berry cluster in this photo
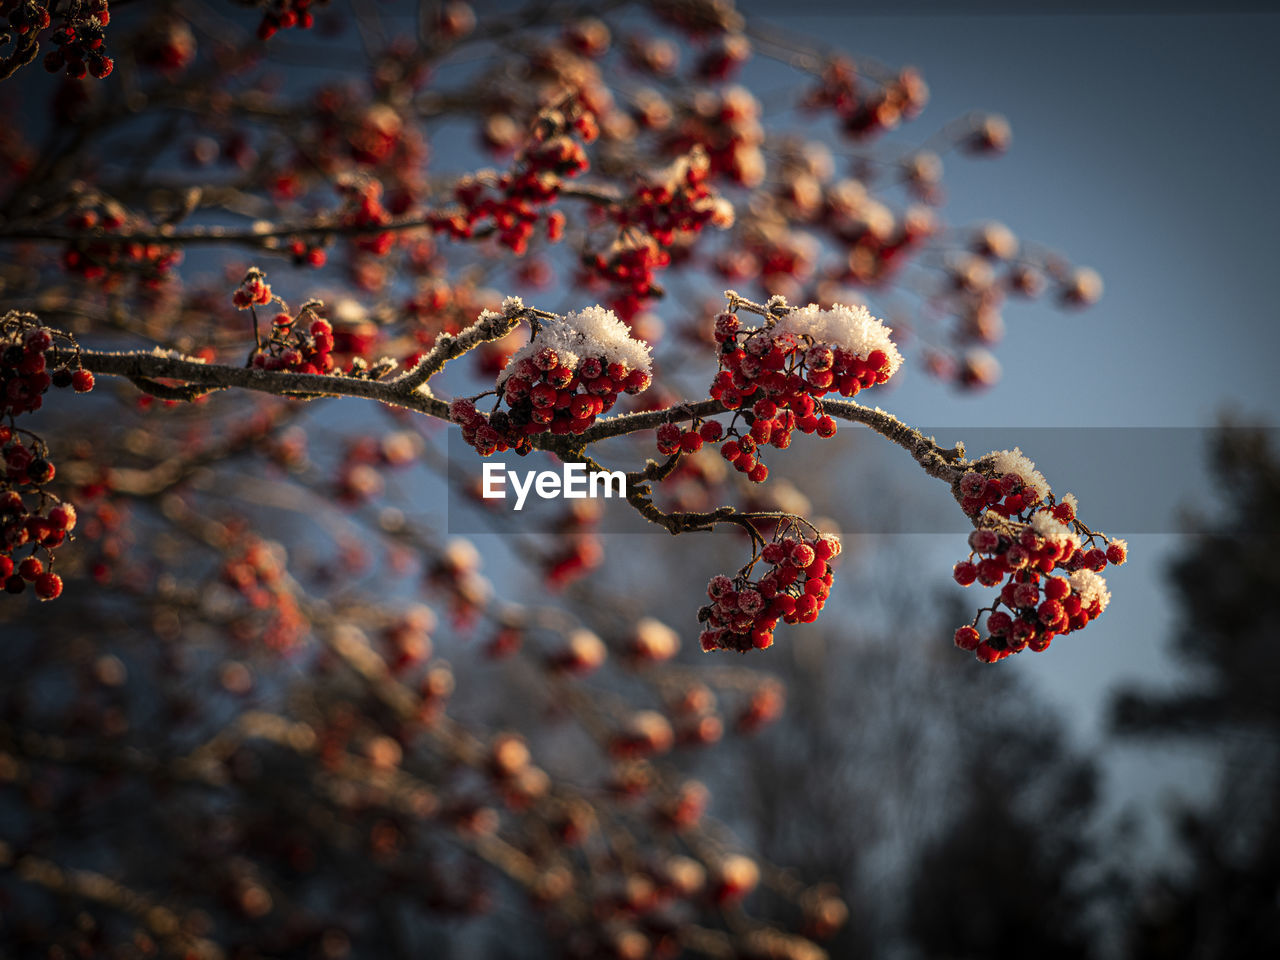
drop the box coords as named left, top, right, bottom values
left=453, top=305, right=652, bottom=456
left=2, top=314, right=95, bottom=601
left=698, top=529, right=842, bottom=653
left=672, top=300, right=900, bottom=482
left=950, top=449, right=1128, bottom=663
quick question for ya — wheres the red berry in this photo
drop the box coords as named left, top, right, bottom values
left=954, top=625, right=981, bottom=651
left=987, top=611, right=1013, bottom=635
left=974, top=641, right=1000, bottom=664
left=35, top=572, right=63, bottom=600
left=72, top=369, right=95, bottom=392
left=19, top=556, right=44, bottom=581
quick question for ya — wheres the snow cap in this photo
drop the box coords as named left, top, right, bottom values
left=771, top=302, right=903, bottom=375
left=498, top=305, right=653, bottom=385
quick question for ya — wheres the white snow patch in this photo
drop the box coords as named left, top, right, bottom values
left=1069, top=569, right=1111, bottom=612
left=770, top=302, right=903, bottom=374
left=498, top=305, right=652, bottom=385
left=1030, top=510, right=1080, bottom=549
left=987, top=447, right=1050, bottom=501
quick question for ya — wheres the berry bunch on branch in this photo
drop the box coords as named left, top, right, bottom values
left=2, top=312, right=93, bottom=599
left=950, top=448, right=1127, bottom=662
left=0, top=1, right=1124, bottom=956
left=453, top=303, right=653, bottom=454
left=699, top=521, right=842, bottom=653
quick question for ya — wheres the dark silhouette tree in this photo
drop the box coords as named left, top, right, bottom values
left=1113, top=423, right=1280, bottom=960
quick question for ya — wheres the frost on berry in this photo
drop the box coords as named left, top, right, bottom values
left=949, top=446, right=1127, bottom=662
left=459, top=304, right=653, bottom=455
left=699, top=527, right=840, bottom=654
left=694, top=295, right=902, bottom=481
left=2, top=312, right=95, bottom=603
left=249, top=300, right=339, bottom=375
left=232, top=267, right=274, bottom=310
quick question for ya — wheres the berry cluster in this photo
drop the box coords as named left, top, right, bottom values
left=1, top=440, right=76, bottom=601
left=608, top=710, right=675, bottom=760
left=681, top=300, right=901, bottom=482
left=619, top=149, right=733, bottom=245
left=585, top=149, right=733, bottom=321
left=256, top=0, right=320, bottom=40
left=547, top=627, right=607, bottom=675
left=543, top=502, right=604, bottom=589
left=698, top=530, right=841, bottom=653
left=232, top=267, right=273, bottom=306
left=2, top=318, right=92, bottom=418
left=381, top=605, right=435, bottom=673
left=579, top=235, right=669, bottom=323
left=697, top=32, right=752, bottom=80
left=337, top=178, right=395, bottom=257
left=250, top=300, right=337, bottom=375
left=803, top=58, right=929, bottom=140
left=220, top=535, right=309, bottom=651
left=2, top=0, right=49, bottom=76
left=35, top=1, right=113, bottom=80
left=663, top=85, right=765, bottom=188
left=950, top=449, right=1127, bottom=662
left=435, top=107, right=594, bottom=255
left=485, top=732, right=551, bottom=811
left=426, top=538, right=490, bottom=629
left=135, top=15, right=195, bottom=72
left=61, top=201, right=182, bottom=287
left=624, top=616, right=681, bottom=664
left=737, top=679, right=787, bottom=733
left=2, top=316, right=94, bottom=601
left=453, top=305, right=652, bottom=455
left=334, top=430, right=421, bottom=506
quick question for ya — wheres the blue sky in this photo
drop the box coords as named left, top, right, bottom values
left=765, top=8, right=1279, bottom=850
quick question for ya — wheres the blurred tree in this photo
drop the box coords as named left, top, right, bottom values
left=739, top=587, right=1111, bottom=960
left=1113, top=424, right=1280, bottom=960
